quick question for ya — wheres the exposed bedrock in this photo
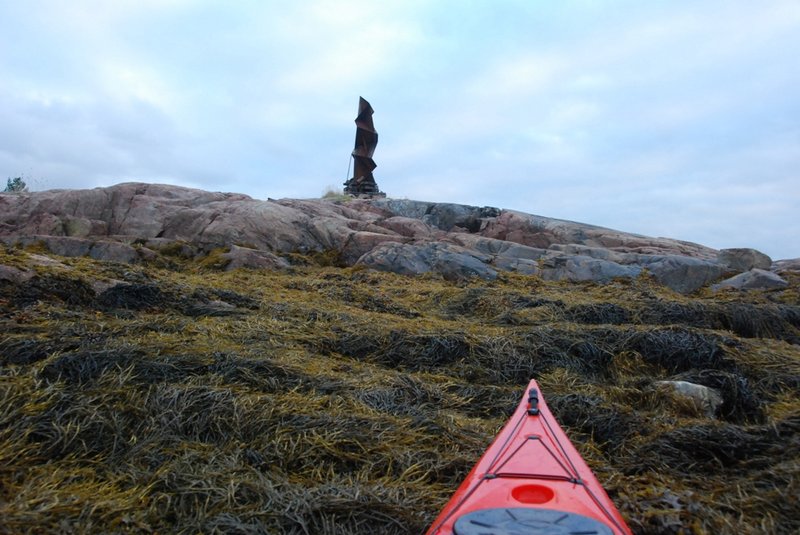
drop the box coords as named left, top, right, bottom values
left=1, top=183, right=791, bottom=293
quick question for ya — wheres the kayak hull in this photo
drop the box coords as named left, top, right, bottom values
left=426, top=379, right=632, bottom=535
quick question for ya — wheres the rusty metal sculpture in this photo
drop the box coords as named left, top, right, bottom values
left=344, top=97, right=384, bottom=196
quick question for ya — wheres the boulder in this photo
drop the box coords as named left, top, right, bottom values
left=433, top=244, right=497, bottom=281
left=356, top=242, right=433, bottom=276
left=640, top=256, right=726, bottom=294
left=717, top=248, right=772, bottom=272
left=221, top=245, right=290, bottom=271
left=62, top=216, right=95, bottom=237
left=0, top=264, right=34, bottom=284
left=340, top=232, right=409, bottom=264
left=539, top=254, right=642, bottom=283
left=357, top=242, right=497, bottom=281
left=654, top=380, right=724, bottom=418
left=712, top=269, right=788, bottom=291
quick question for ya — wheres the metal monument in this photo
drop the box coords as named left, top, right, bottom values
left=344, top=97, right=384, bottom=196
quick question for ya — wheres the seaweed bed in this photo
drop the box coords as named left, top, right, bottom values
left=1, top=245, right=799, bottom=534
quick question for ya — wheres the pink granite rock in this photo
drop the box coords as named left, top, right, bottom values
left=2, top=182, right=778, bottom=294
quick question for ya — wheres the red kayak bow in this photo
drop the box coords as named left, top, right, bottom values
left=426, top=379, right=632, bottom=535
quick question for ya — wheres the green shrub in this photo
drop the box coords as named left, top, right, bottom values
left=4, top=176, right=28, bottom=193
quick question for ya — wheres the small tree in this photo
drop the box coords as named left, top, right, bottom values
left=4, top=177, right=28, bottom=193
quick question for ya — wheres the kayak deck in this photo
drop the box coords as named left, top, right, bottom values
left=426, top=379, right=631, bottom=534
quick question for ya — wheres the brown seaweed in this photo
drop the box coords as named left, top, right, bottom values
left=0, top=246, right=798, bottom=534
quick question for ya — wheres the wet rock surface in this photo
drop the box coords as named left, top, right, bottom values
left=1, top=242, right=798, bottom=534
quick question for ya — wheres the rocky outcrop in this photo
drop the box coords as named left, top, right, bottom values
left=712, top=269, right=789, bottom=291
left=539, top=255, right=642, bottom=283
left=357, top=242, right=498, bottom=281
left=640, top=256, right=727, bottom=294
left=478, top=210, right=718, bottom=259
left=0, top=182, right=786, bottom=293
left=0, top=235, right=145, bottom=264
left=717, top=248, right=772, bottom=272
left=773, top=258, right=800, bottom=274
left=221, top=245, right=291, bottom=271
left=0, top=264, right=34, bottom=284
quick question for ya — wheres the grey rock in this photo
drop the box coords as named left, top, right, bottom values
left=421, top=203, right=501, bottom=232
left=26, top=254, right=70, bottom=268
left=221, top=245, right=290, bottom=271
left=772, top=258, right=800, bottom=274
left=433, top=244, right=497, bottom=281
left=640, top=255, right=726, bottom=294
left=0, top=264, right=34, bottom=284
left=548, top=243, right=625, bottom=263
left=1, top=236, right=141, bottom=264
left=717, top=248, right=772, bottom=272
left=448, top=234, right=548, bottom=260
left=145, top=239, right=199, bottom=258
left=340, top=231, right=409, bottom=265
left=90, top=278, right=125, bottom=294
left=1, top=236, right=93, bottom=257
left=491, top=256, right=540, bottom=276
left=62, top=217, right=94, bottom=237
left=89, top=241, right=140, bottom=263
left=370, top=199, right=435, bottom=219
left=366, top=199, right=501, bottom=232
left=136, top=247, right=159, bottom=262
left=712, top=269, right=788, bottom=291
left=481, top=210, right=719, bottom=260
left=654, top=380, right=724, bottom=418
left=357, top=242, right=433, bottom=276
left=357, top=242, right=497, bottom=281
left=539, top=254, right=642, bottom=283
left=377, top=216, right=441, bottom=239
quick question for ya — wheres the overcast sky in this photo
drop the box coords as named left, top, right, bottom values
left=1, top=1, right=798, bottom=259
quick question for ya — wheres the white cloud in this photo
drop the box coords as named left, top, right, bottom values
left=272, top=1, right=426, bottom=95
left=96, top=63, right=178, bottom=111
left=0, top=0, right=798, bottom=258
left=466, top=54, right=563, bottom=99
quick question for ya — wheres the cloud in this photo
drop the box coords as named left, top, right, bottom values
left=274, top=2, right=425, bottom=94
left=0, top=1, right=798, bottom=258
